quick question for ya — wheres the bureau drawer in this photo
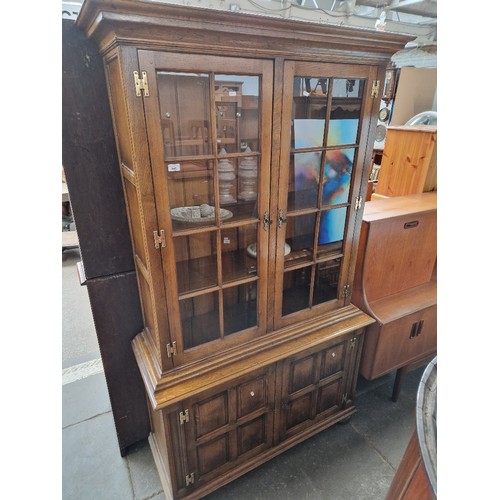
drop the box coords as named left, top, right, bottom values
left=360, top=305, right=436, bottom=379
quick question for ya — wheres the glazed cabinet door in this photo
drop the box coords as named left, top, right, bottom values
left=273, top=62, right=379, bottom=329
left=138, top=51, right=273, bottom=365
left=180, top=366, right=276, bottom=495
left=276, top=333, right=361, bottom=442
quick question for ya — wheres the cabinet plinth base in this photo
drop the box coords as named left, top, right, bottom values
left=149, top=407, right=358, bottom=500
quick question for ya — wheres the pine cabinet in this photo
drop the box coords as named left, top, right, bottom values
left=76, top=1, right=410, bottom=497
left=374, top=125, right=437, bottom=198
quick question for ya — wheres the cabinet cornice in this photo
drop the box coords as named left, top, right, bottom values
left=77, top=0, right=412, bottom=61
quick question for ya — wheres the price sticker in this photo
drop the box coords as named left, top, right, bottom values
left=229, top=91, right=237, bottom=96
left=167, top=163, right=181, bottom=172
left=223, top=237, right=231, bottom=244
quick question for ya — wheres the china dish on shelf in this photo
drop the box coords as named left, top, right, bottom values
left=247, top=242, right=291, bottom=258
left=170, top=204, right=233, bottom=223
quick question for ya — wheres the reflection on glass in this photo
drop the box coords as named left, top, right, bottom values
left=321, top=149, right=354, bottom=207
left=327, top=78, right=365, bottom=147
left=167, top=160, right=217, bottom=230
left=318, top=207, right=347, bottom=246
left=180, top=292, right=220, bottom=349
left=221, top=225, right=258, bottom=283
left=285, top=213, right=316, bottom=265
left=174, top=232, right=217, bottom=294
left=282, top=266, right=312, bottom=317
left=288, top=152, right=321, bottom=211
left=223, top=283, right=257, bottom=336
left=312, top=259, right=341, bottom=306
left=157, top=72, right=211, bottom=158
left=291, top=76, right=329, bottom=149
left=332, top=78, right=364, bottom=98
left=215, top=75, right=260, bottom=154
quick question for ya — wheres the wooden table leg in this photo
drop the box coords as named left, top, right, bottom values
left=392, top=365, right=409, bottom=402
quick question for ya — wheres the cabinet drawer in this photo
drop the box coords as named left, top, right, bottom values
left=361, top=306, right=436, bottom=379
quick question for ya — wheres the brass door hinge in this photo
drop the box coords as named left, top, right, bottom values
left=153, top=229, right=166, bottom=249
left=342, top=393, right=348, bottom=406
left=185, top=472, right=195, bottom=486
left=343, top=284, right=351, bottom=298
left=134, top=70, right=150, bottom=97
left=354, top=196, right=362, bottom=211
left=179, top=409, right=189, bottom=425
left=166, top=341, right=177, bottom=357
left=350, top=337, right=357, bottom=349
left=371, top=80, right=380, bottom=98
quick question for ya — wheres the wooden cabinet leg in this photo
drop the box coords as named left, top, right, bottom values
left=391, top=366, right=409, bottom=402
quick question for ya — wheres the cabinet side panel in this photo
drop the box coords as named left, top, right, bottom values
left=105, top=55, right=135, bottom=169
left=103, top=46, right=172, bottom=369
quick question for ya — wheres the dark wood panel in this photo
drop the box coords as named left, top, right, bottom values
left=62, top=19, right=134, bottom=279
left=62, top=19, right=148, bottom=455
left=85, top=271, right=149, bottom=455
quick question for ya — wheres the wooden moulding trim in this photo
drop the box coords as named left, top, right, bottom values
left=77, top=0, right=413, bottom=59
left=132, top=305, right=375, bottom=410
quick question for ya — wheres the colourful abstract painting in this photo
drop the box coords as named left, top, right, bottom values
left=293, top=119, right=358, bottom=244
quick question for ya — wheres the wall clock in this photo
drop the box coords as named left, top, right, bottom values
left=378, top=107, right=390, bottom=122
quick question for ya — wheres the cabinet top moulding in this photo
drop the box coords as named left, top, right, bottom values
left=76, top=0, right=413, bottom=61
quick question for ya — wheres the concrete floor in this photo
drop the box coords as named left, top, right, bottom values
left=62, top=247, right=425, bottom=500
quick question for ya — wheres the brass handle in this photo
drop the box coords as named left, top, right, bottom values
left=404, top=220, right=419, bottom=229
left=263, top=212, right=273, bottom=231
left=278, top=209, right=288, bottom=228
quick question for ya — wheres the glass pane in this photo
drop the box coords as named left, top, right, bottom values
left=223, top=283, right=257, bottom=336
left=322, top=149, right=354, bottom=207
left=174, top=232, right=217, bottom=295
left=312, top=259, right=342, bottom=306
left=285, top=213, right=316, bottom=267
left=282, top=266, right=312, bottom=316
left=318, top=207, right=347, bottom=246
left=180, top=293, right=220, bottom=349
left=221, top=225, right=258, bottom=283
left=288, top=152, right=321, bottom=211
left=167, top=160, right=218, bottom=231
left=215, top=75, right=260, bottom=154
left=291, top=77, right=329, bottom=149
left=327, top=78, right=365, bottom=147
left=157, top=72, right=211, bottom=158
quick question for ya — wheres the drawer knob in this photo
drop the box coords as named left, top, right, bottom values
left=250, top=391, right=255, bottom=397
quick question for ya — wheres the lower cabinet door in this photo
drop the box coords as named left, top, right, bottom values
left=182, top=365, right=276, bottom=493
left=277, top=335, right=358, bottom=442
left=365, top=305, right=437, bottom=379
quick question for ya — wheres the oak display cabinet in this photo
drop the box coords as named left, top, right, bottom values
left=76, top=1, right=411, bottom=497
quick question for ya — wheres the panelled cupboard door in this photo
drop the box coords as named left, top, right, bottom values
left=182, top=366, right=276, bottom=493
left=274, top=61, right=379, bottom=329
left=277, top=335, right=357, bottom=442
left=138, top=50, right=273, bottom=365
